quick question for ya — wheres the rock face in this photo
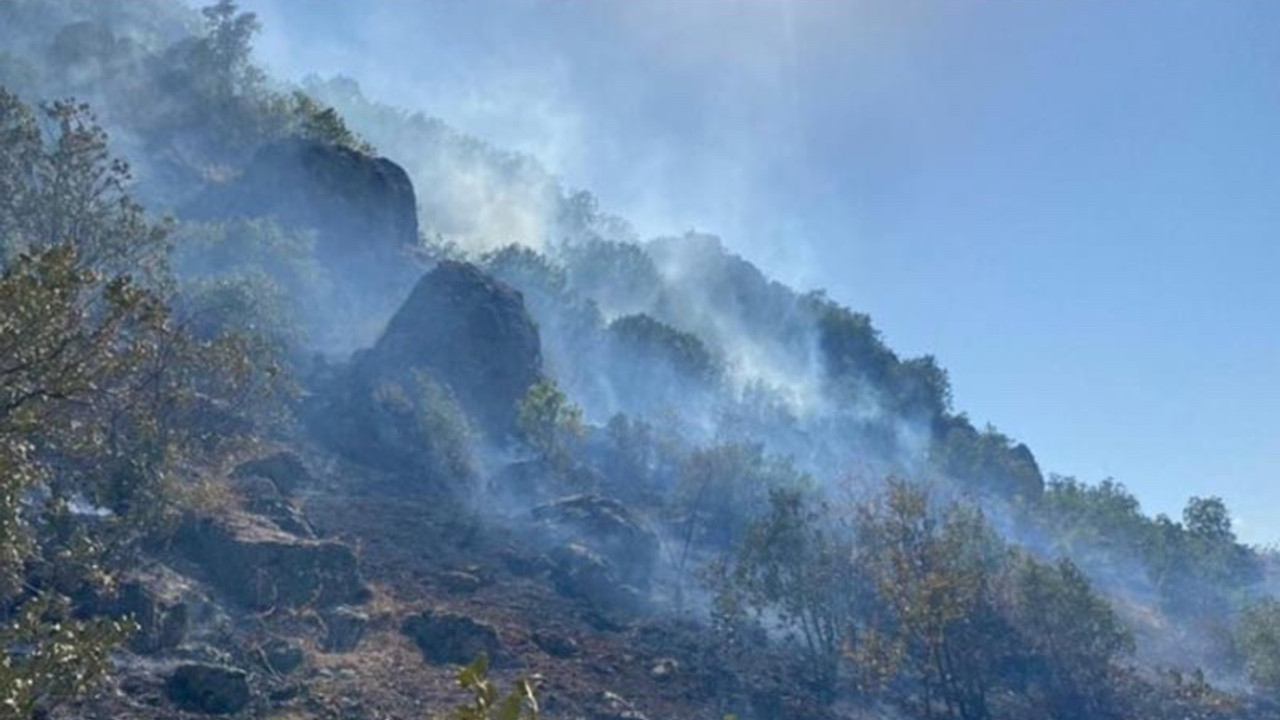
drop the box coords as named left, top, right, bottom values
left=231, top=474, right=315, bottom=538
left=260, top=639, right=305, bottom=676
left=549, top=543, right=647, bottom=616
left=233, top=452, right=314, bottom=496
left=91, top=574, right=188, bottom=654
left=533, top=495, right=659, bottom=588
left=177, top=513, right=369, bottom=610
left=166, top=663, right=250, bottom=715
left=363, top=261, right=542, bottom=439
left=401, top=609, right=501, bottom=666
left=320, top=605, right=368, bottom=653
left=188, top=138, right=419, bottom=270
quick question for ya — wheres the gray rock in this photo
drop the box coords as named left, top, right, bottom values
left=401, top=610, right=500, bottom=666
left=650, top=657, right=679, bottom=681
left=532, top=631, right=579, bottom=658
left=233, top=452, right=314, bottom=496
left=96, top=579, right=188, bottom=655
left=232, top=475, right=315, bottom=537
left=549, top=543, right=647, bottom=615
left=364, top=261, right=542, bottom=440
left=187, top=138, right=419, bottom=272
left=594, top=690, right=650, bottom=720
left=261, top=639, right=305, bottom=675
left=166, top=663, right=250, bottom=715
left=321, top=605, right=368, bottom=653
left=534, top=495, right=659, bottom=589
left=177, top=513, right=369, bottom=610
left=439, top=570, right=486, bottom=594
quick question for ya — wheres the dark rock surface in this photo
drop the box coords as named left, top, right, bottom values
left=260, top=638, right=305, bottom=676
left=364, top=261, right=542, bottom=439
left=165, top=663, right=250, bottom=715
left=176, top=513, right=369, bottom=610
left=532, top=630, right=580, bottom=658
left=549, top=543, right=647, bottom=616
left=91, top=574, right=188, bottom=655
left=401, top=609, right=501, bottom=666
left=233, top=452, right=314, bottom=497
left=320, top=605, right=369, bottom=653
left=232, top=474, right=315, bottom=538
left=187, top=138, right=419, bottom=270
left=533, top=494, right=659, bottom=588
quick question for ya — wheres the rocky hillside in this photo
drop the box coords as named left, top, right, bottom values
left=2, top=3, right=1279, bottom=720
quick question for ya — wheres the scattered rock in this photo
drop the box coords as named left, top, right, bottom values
left=533, top=495, right=659, bottom=588
left=260, top=638, right=305, bottom=676
left=320, top=605, right=368, bottom=653
left=177, top=513, right=369, bottom=610
left=165, top=663, right=251, bottom=715
left=401, top=609, right=500, bottom=665
left=532, top=631, right=579, bottom=658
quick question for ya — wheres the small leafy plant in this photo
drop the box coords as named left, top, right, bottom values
left=447, top=653, right=539, bottom=720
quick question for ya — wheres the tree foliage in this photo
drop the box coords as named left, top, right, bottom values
left=0, top=89, right=287, bottom=716
left=516, top=377, right=584, bottom=468
left=1237, top=597, right=1280, bottom=697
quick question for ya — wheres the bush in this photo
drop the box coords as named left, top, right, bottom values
left=1237, top=597, right=1280, bottom=697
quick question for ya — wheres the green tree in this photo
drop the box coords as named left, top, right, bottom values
left=1236, top=597, right=1280, bottom=697
left=290, top=91, right=374, bottom=153
left=0, top=90, right=287, bottom=716
left=711, top=488, right=874, bottom=694
left=1002, top=555, right=1133, bottom=719
left=855, top=480, right=1008, bottom=720
left=516, top=377, right=584, bottom=469
left=676, top=442, right=806, bottom=552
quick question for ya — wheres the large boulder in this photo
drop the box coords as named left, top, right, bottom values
left=176, top=513, right=369, bottom=610
left=231, top=474, right=315, bottom=538
left=166, top=663, right=251, bottom=715
left=549, top=543, right=648, bottom=616
left=233, top=452, right=314, bottom=496
left=401, top=609, right=501, bottom=666
left=320, top=605, right=368, bottom=653
left=532, top=495, right=659, bottom=588
left=187, top=137, right=419, bottom=271
left=361, top=261, right=542, bottom=439
left=87, top=566, right=191, bottom=654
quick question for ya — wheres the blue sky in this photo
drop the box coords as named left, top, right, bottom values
left=238, top=0, right=1280, bottom=543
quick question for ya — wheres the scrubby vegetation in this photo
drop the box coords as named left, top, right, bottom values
left=0, top=2, right=1277, bottom=719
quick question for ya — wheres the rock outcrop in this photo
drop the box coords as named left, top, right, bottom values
left=533, top=494, right=659, bottom=589
left=362, top=260, right=542, bottom=440
left=187, top=137, right=419, bottom=271
left=401, top=609, right=501, bottom=666
left=549, top=543, right=648, bottom=616
left=233, top=452, right=315, bottom=496
left=165, top=663, right=251, bottom=715
left=176, top=513, right=369, bottom=611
